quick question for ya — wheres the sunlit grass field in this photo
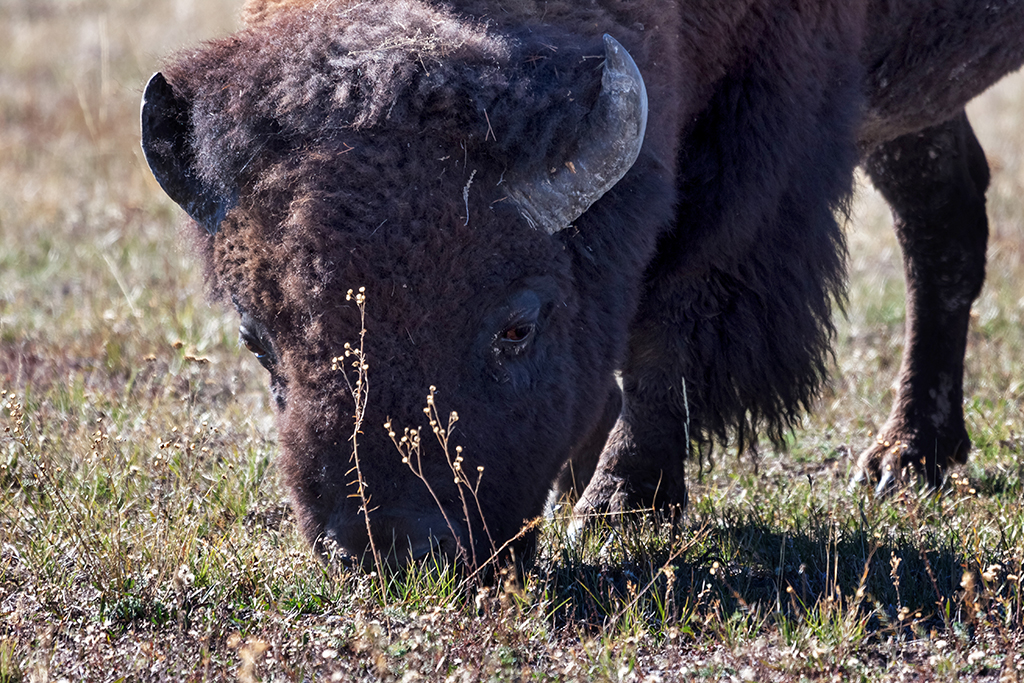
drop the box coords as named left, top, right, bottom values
left=2, top=1, right=1023, bottom=680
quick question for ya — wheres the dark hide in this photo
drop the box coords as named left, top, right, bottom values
left=576, top=0, right=1024, bottom=510
left=142, top=0, right=1024, bottom=564
left=573, top=6, right=863, bottom=509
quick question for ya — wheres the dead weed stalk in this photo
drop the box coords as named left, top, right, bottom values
left=333, top=287, right=389, bottom=605
left=387, top=385, right=498, bottom=573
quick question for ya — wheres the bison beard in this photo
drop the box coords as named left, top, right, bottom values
left=141, top=0, right=1024, bottom=568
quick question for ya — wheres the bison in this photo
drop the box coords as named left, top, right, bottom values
left=141, top=0, right=1024, bottom=566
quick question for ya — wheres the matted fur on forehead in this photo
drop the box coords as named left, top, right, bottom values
left=162, top=0, right=504, bottom=191
left=160, top=0, right=606, bottom=225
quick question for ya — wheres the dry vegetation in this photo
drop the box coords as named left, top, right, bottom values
left=2, top=1, right=1023, bottom=680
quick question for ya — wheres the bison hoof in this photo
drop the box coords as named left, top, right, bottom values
left=570, top=468, right=687, bottom=530
left=850, top=427, right=970, bottom=494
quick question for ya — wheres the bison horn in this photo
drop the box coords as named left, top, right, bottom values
left=141, top=72, right=237, bottom=235
left=507, top=34, right=648, bottom=235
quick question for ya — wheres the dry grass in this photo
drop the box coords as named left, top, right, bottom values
left=2, top=1, right=1023, bottom=680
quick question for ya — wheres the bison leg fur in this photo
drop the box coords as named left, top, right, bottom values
left=572, top=374, right=691, bottom=521
left=855, top=111, right=989, bottom=492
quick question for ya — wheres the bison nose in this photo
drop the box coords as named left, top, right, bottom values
left=322, top=511, right=463, bottom=571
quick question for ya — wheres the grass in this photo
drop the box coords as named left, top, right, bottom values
left=2, top=0, right=1023, bottom=680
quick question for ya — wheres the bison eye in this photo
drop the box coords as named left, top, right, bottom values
left=501, top=323, right=535, bottom=344
left=239, top=322, right=277, bottom=371
left=242, top=336, right=266, bottom=357
left=493, top=290, right=542, bottom=356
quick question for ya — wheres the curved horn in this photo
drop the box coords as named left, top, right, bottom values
left=507, top=35, right=648, bottom=234
left=141, top=72, right=236, bottom=235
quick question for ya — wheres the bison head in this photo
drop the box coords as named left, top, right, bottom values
left=141, top=1, right=668, bottom=568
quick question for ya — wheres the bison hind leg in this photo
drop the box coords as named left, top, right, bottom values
left=853, top=111, right=989, bottom=492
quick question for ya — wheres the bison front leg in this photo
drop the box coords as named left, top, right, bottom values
left=567, top=284, right=708, bottom=519
left=854, top=111, right=990, bottom=492
left=572, top=377, right=690, bottom=519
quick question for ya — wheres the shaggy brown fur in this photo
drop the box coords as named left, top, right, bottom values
left=142, top=0, right=1024, bottom=562
left=576, top=0, right=1024, bottom=510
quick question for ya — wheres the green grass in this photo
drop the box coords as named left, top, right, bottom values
left=2, top=1, right=1024, bottom=680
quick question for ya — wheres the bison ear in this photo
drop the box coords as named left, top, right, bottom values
left=507, top=35, right=648, bottom=234
left=141, top=72, right=236, bottom=235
